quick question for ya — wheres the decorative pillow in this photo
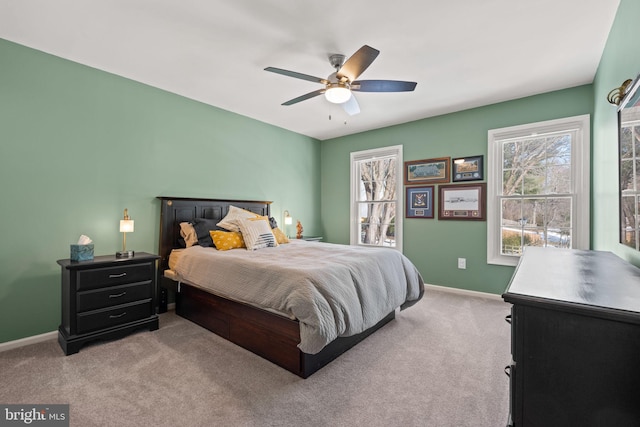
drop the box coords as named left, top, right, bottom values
left=191, top=218, right=226, bottom=247
left=268, top=217, right=278, bottom=229
left=179, top=222, right=198, bottom=247
left=272, top=227, right=289, bottom=244
left=217, top=206, right=261, bottom=232
left=237, top=217, right=278, bottom=250
left=209, top=230, right=245, bottom=251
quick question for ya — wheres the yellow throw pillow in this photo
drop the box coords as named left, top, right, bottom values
left=272, top=227, right=289, bottom=244
left=209, top=230, right=245, bottom=251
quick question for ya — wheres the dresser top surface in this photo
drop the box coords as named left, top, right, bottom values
left=503, top=247, right=640, bottom=313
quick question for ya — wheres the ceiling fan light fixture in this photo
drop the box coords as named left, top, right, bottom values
left=265, top=45, right=417, bottom=111
left=325, top=83, right=351, bottom=104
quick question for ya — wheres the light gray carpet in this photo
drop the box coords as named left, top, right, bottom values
left=0, top=287, right=511, bottom=426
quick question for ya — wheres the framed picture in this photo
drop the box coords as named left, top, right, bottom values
left=452, top=155, right=484, bottom=182
left=406, top=186, right=434, bottom=218
left=404, top=157, right=450, bottom=185
left=438, top=183, right=486, bottom=221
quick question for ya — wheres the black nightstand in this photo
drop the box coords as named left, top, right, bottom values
left=57, top=252, right=159, bottom=355
left=297, top=236, right=323, bottom=242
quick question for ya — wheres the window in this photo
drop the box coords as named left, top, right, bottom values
left=350, top=145, right=403, bottom=250
left=487, top=115, right=590, bottom=266
left=619, top=97, right=640, bottom=249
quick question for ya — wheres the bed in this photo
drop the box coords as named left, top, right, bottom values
left=157, top=196, right=424, bottom=378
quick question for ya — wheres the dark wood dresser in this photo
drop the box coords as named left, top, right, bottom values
left=502, top=247, right=640, bottom=427
left=58, top=252, right=159, bottom=355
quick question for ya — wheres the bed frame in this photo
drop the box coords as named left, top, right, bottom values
left=157, top=196, right=395, bottom=378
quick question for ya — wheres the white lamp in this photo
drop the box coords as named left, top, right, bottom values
left=324, top=83, right=352, bottom=104
left=116, top=208, right=135, bottom=258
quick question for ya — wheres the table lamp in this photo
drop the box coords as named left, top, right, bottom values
left=283, top=210, right=292, bottom=237
left=116, top=208, right=135, bottom=258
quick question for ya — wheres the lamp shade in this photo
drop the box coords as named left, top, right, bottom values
left=284, top=210, right=293, bottom=225
left=120, top=219, right=134, bottom=233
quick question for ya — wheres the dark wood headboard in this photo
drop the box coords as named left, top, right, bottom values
left=157, top=197, right=272, bottom=272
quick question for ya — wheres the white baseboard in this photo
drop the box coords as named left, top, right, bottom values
left=425, top=284, right=504, bottom=301
left=0, top=304, right=177, bottom=353
left=1, top=291, right=496, bottom=353
left=0, top=330, right=57, bottom=353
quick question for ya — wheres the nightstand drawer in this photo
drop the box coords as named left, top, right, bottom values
left=77, top=281, right=152, bottom=312
left=77, top=263, right=152, bottom=290
left=76, top=300, right=152, bottom=334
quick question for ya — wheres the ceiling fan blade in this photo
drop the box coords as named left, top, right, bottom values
left=264, top=67, right=327, bottom=84
left=351, top=80, right=417, bottom=92
left=342, top=94, right=360, bottom=116
left=282, top=89, right=326, bottom=106
left=336, top=45, right=380, bottom=82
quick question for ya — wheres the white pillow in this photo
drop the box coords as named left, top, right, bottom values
left=216, top=206, right=260, bottom=232
left=237, top=217, right=278, bottom=251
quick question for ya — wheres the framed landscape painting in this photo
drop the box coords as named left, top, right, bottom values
left=404, top=157, right=450, bottom=185
left=438, top=183, right=486, bottom=221
left=452, top=155, right=484, bottom=182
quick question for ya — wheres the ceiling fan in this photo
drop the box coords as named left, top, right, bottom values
left=264, top=45, right=417, bottom=116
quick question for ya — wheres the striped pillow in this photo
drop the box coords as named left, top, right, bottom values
left=238, top=217, right=278, bottom=250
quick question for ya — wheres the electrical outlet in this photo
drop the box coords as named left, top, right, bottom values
left=458, top=258, right=466, bottom=269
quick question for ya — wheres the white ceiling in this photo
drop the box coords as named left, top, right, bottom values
left=0, top=0, right=620, bottom=140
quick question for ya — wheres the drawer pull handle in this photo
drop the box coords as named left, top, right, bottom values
left=108, top=273, right=127, bottom=278
left=109, top=312, right=127, bottom=319
left=504, top=365, right=511, bottom=377
left=505, top=314, right=512, bottom=324
left=109, top=292, right=127, bottom=298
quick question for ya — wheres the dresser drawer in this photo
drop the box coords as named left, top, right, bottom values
left=77, top=263, right=152, bottom=291
left=77, top=281, right=152, bottom=312
left=76, top=300, right=153, bottom=334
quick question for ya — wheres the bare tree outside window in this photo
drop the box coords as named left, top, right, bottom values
left=488, top=115, right=589, bottom=266
left=619, top=110, right=640, bottom=249
left=358, top=158, right=397, bottom=246
left=350, top=146, right=402, bottom=250
left=499, top=133, right=573, bottom=255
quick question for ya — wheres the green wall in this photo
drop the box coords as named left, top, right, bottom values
left=319, top=0, right=639, bottom=294
left=592, top=0, right=640, bottom=264
left=0, top=39, right=321, bottom=343
left=320, top=86, right=594, bottom=294
left=2, top=0, right=635, bottom=343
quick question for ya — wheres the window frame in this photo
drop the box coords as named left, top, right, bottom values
left=487, top=115, right=590, bottom=266
left=350, top=145, right=403, bottom=251
left=618, top=90, right=640, bottom=250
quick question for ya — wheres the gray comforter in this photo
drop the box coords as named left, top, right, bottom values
left=172, top=240, right=424, bottom=354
